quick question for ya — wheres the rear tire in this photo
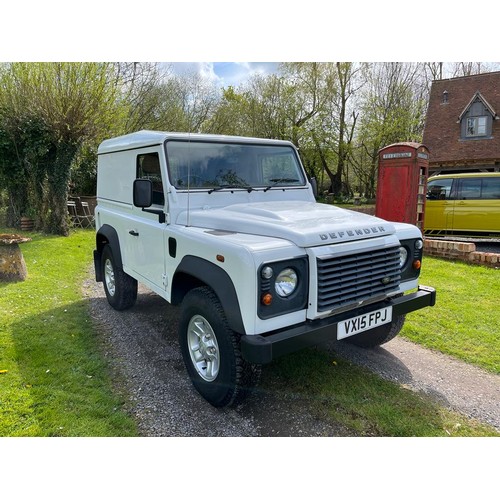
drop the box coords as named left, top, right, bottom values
left=344, top=314, right=405, bottom=348
left=101, top=244, right=137, bottom=310
left=178, top=286, right=261, bottom=407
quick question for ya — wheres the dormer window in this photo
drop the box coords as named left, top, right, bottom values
left=458, top=91, right=496, bottom=140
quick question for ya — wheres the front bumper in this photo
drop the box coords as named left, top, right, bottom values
left=240, top=285, right=436, bottom=364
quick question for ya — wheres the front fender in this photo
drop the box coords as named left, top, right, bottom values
left=172, top=256, right=245, bottom=334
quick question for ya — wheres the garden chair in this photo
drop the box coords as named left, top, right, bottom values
left=67, top=200, right=84, bottom=228
left=80, top=201, right=95, bottom=228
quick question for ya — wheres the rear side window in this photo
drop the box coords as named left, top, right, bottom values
left=137, top=153, right=164, bottom=205
left=457, top=177, right=500, bottom=200
left=481, top=177, right=500, bottom=199
left=458, top=178, right=482, bottom=200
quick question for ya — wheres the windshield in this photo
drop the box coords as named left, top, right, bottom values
left=165, top=140, right=306, bottom=190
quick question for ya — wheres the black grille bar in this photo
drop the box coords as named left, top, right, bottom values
left=317, top=246, right=401, bottom=312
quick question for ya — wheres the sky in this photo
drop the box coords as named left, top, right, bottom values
left=168, top=62, right=279, bottom=88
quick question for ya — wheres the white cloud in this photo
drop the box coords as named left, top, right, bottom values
left=166, top=62, right=278, bottom=88
left=166, top=62, right=223, bottom=86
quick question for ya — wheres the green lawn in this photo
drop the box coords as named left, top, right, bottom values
left=403, top=256, right=500, bottom=374
left=0, top=229, right=498, bottom=437
left=0, top=229, right=137, bottom=436
left=265, top=349, right=496, bottom=436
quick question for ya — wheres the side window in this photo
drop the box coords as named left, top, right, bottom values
left=426, top=178, right=454, bottom=200
left=137, top=153, right=164, bottom=205
left=481, top=177, right=500, bottom=199
left=458, top=178, right=482, bottom=200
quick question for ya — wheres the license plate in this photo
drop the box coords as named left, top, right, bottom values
left=337, top=306, right=392, bottom=340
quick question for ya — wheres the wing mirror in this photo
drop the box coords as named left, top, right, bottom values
left=133, top=179, right=153, bottom=208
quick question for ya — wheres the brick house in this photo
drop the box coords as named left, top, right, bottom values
left=422, top=71, right=500, bottom=174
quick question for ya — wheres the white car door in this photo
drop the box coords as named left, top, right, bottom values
left=128, top=151, right=168, bottom=293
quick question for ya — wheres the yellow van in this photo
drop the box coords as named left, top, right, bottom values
left=425, top=173, right=500, bottom=236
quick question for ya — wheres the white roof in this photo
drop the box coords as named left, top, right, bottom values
left=97, top=130, right=294, bottom=154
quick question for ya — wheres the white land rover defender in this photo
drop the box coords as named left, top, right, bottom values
left=94, top=131, right=436, bottom=407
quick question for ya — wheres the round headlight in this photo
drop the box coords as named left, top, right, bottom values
left=415, top=239, right=423, bottom=250
left=275, top=268, right=298, bottom=297
left=399, top=246, right=409, bottom=268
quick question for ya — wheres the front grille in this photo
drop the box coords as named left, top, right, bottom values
left=316, top=246, right=401, bottom=312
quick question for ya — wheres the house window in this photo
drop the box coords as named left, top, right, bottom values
left=465, top=116, right=488, bottom=137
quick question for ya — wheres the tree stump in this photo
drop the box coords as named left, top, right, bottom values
left=0, top=234, right=32, bottom=282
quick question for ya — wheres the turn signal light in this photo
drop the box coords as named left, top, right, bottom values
left=261, top=293, right=273, bottom=306
left=412, top=259, right=421, bottom=270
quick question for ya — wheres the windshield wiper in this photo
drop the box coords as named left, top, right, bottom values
left=208, top=183, right=254, bottom=194
left=263, top=178, right=300, bottom=192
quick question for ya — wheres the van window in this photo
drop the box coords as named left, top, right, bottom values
left=457, top=177, right=500, bottom=200
left=458, top=178, right=482, bottom=200
left=481, top=177, right=500, bottom=199
left=427, top=178, right=454, bottom=200
left=137, top=153, right=164, bottom=205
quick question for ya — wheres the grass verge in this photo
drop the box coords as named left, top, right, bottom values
left=264, top=348, right=497, bottom=436
left=403, top=256, right=499, bottom=374
left=0, top=228, right=137, bottom=436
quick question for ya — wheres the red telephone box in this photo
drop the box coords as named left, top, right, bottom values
left=375, top=142, right=429, bottom=230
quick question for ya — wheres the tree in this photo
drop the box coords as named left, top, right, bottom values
left=206, top=63, right=361, bottom=195
left=129, top=69, right=221, bottom=133
left=309, top=62, right=364, bottom=196
left=353, top=62, right=428, bottom=198
left=451, top=62, right=489, bottom=77
left=115, top=62, right=168, bottom=133
left=0, top=62, right=126, bottom=234
left=423, top=62, right=444, bottom=81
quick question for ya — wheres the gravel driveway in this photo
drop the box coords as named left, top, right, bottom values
left=83, top=273, right=500, bottom=436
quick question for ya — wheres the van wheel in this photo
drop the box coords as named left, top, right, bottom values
left=344, top=315, right=405, bottom=348
left=178, top=286, right=261, bottom=407
left=101, top=245, right=137, bottom=310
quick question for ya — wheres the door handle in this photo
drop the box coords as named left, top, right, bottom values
left=129, top=230, right=139, bottom=236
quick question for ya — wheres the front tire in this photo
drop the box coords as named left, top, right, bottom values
left=178, top=286, right=261, bottom=407
left=344, top=315, right=405, bottom=348
left=101, top=244, right=138, bottom=311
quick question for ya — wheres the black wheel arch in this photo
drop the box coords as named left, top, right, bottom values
left=172, top=255, right=245, bottom=335
left=94, top=224, right=123, bottom=282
